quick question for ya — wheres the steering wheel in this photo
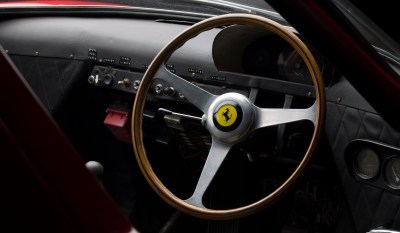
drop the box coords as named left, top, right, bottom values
left=132, top=13, right=326, bottom=220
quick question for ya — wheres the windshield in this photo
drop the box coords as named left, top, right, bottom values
left=108, top=0, right=272, bottom=10
left=0, top=0, right=288, bottom=25
left=117, top=0, right=277, bottom=16
left=0, top=0, right=274, bottom=13
left=0, top=0, right=285, bottom=22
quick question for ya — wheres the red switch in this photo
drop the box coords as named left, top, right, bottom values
left=103, top=107, right=131, bottom=143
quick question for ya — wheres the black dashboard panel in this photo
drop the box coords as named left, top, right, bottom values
left=0, top=17, right=220, bottom=73
left=0, top=16, right=371, bottom=112
left=0, top=17, right=319, bottom=98
left=88, top=65, right=249, bottom=103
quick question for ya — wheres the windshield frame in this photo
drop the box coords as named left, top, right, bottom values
left=0, top=0, right=289, bottom=25
left=332, top=0, right=400, bottom=69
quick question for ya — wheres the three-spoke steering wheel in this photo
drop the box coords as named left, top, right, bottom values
left=132, top=13, right=326, bottom=220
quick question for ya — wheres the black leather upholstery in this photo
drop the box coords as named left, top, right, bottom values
left=326, top=101, right=400, bottom=233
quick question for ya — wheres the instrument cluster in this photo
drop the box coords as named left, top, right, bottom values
left=346, top=140, right=400, bottom=191
left=212, top=25, right=336, bottom=88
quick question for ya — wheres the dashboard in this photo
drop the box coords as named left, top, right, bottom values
left=0, top=17, right=333, bottom=104
left=45, top=19, right=334, bottom=106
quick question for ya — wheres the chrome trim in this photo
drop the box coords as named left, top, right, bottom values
left=205, top=92, right=255, bottom=144
left=368, top=228, right=400, bottom=233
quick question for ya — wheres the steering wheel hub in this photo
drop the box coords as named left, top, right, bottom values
left=206, top=92, right=255, bottom=143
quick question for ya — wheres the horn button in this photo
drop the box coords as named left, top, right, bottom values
left=206, top=93, right=255, bottom=144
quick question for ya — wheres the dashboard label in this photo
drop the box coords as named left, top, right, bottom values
left=209, top=75, right=226, bottom=82
left=88, top=48, right=97, bottom=61
left=119, top=56, right=132, bottom=66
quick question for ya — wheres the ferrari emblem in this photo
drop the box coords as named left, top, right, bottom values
left=215, top=104, right=238, bottom=127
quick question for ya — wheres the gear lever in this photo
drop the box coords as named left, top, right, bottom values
left=85, top=161, right=104, bottom=184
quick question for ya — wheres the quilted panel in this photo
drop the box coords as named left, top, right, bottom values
left=326, top=102, right=400, bottom=233
left=10, top=55, right=89, bottom=113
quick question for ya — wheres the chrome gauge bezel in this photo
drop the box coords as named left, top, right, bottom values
left=353, top=147, right=380, bottom=180
left=384, top=156, right=400, bottom=190
left=345, top=139, right=400, bottom=193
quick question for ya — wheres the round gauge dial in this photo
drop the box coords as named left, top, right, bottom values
left=354, top=148, right=380, bottom=179
left=277, top=46, right=335, bottom=86
left=385, top=157, right=400, bottom=189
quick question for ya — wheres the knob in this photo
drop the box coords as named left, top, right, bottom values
left=103, top=74, right=114, bottom=86
left=86, top=161, right=104, bottom=184
left=88, top=75, right=95, bottom=84
left=118, top=78, right=131, bottom=87
left=155, top=84, right=163, bottom=94
left=133, top=80, right=140, bottom=90
left=163, top=87, right=175, bottom=96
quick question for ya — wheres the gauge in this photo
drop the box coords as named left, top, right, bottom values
left=384, top=157, right=400, bottom=189
left=354, top=148, right=380, bottom=179
left=278, top=47, right=313, bottom=85
left=277, top=46, right=335, bottom=86
left=242, top=36, right=286, bottom=78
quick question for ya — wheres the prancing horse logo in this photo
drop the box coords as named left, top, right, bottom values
left=222, top=108, right=232, bottom=123
left=215, top=104, right=238, bottom=127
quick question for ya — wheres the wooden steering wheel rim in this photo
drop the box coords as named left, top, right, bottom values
left=132, top=13, right=326, bottom=220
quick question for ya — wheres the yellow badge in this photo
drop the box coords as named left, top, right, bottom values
left=215, top=104, right=237, bottom=127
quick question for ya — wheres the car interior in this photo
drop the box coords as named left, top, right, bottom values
left=1, top=0, right=400, bottom=233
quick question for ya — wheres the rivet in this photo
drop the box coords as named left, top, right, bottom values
left=307, top=92, right=312, bottom=96
left=35, top=51, right=39, bottom=56
left=70, top=54, right=74, bottom=58
left=337, top=97, right=341, bottom=103
left=99, top=59, right=103, bottom=63
left=5, top=50, right=8, bottom=53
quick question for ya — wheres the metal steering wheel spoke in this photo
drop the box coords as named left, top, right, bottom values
left=253, top=102, right=316, bottom=130
left=185, top=138, right=232, bottom=208
left=155, top=65, right=217, bottom=113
